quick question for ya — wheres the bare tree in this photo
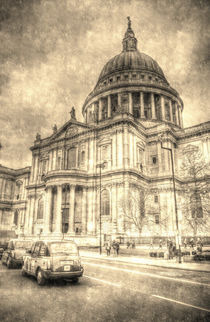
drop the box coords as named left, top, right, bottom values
left=119, top=187, right=169, bottom=236
left=179, top=145, right=210, bottom=239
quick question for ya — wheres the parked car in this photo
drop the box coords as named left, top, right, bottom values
left=0, top=242, right=8, bottom=260
left=193, top=250, right=210, bottom=261
left=1, top=239, right=33, bottom=268
left=22, top=240, right=84, bottom=285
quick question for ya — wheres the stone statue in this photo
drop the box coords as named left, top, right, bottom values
left=52, top=124, right=57, bottom=133
left=70, top=106, right=76, bottom=120
left=36, top=133, right=41, bottom=141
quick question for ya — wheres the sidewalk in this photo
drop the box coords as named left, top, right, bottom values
left=80, top=249, right=210, bottom=273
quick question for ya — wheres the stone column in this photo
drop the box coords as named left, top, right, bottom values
left=82, top=187, right=87, bottom=234
left=175, top=102, right=179, bottom=126
left=55, top=185, right=62, bottom=234
left=117, top=93, right=121, bottom=110
left=128, top=92, right=132, bottom=114
left=161, top=96, right=165, bottom=121
left=111, top=184, right=117, bottom=234
left=151, top=93, right=156, bottom=120
left=69, top=185, right=75, bottom=233
left=25, top=197, right=31, bottom=234
left=157, top=141, right=162, bottom=174
left=108, top=95, right=111, bottom=118
left=29, top=197, right=35, bottom=235
left=178, top=106, right=183, bottom=128
left=92, top=187, right=97, bottom=234
left=112, top=132, right=116, bottom=169
left=33, top=156, right=39, bottom=182
left=124, top=127, right=129, bottom=168
left=99, top=98, right=102, bottom=121
left=87, top=187, right=93, bottom=234
left=140, top=92, right=145, bottom=118
left=43, top=187, right=52, bottom=234
left=1, top=179, right=6, bottom=199
left=169, top=100, right=173, bottom=122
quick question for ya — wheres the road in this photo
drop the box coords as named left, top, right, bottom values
left=0, top=257, right=210, bottom=322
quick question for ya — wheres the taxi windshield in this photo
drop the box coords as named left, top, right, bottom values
left=14, top=241, right=32, bottom=249
left=49, top=242, right=78, bottom=255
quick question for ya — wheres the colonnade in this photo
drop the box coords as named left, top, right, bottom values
left=86, top=91, right=183, bottom=128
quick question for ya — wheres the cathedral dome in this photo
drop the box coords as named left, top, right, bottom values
left=97, top=50, right=166, bottom=85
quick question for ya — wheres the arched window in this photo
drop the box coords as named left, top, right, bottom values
left=14, top=210, right=19, bottom=226
left=190, top=191, right=203, bottom=218
left=37, top=197, right=44, bottom=220
left=62, top=184, right=70, bottom=205
left=101, top=189, right=110, bottom=216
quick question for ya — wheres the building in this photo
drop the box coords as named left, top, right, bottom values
left=0, top=19, right=209, bottom=245
left=0, top=165, right=30, bottom=241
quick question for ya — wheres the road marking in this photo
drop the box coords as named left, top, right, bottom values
left=84, top=272, right=210, bottom=313
left=83, top=262, right=210, bottom=287
left=152, top=295, right=210, bottom=312
left=84, top=274, right=121, bottom=287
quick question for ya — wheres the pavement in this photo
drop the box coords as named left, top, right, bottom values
left=80, top=246, right=210, bottom=273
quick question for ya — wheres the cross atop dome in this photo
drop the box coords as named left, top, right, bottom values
left=122, top=17, right=137, bottom=52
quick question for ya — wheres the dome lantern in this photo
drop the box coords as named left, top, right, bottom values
left=122, top=17, right=137, bottom=52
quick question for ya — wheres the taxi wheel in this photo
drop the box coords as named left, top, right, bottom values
left=71, top=277, right=79, bottom=284
left=7, top=258, right=13, bottom=269
left=22, top=269, right=28, bottom=277
left=37, top=269, right=46, bottom=286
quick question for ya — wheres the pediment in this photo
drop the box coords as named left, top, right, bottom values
left=98, top=135, right=112, bottom=146
left=49, top=121, right=89, bottom=143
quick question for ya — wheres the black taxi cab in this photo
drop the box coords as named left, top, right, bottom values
left=1, top=239, right=33, bottom=268
left=22, top=240, right=84, bottom=285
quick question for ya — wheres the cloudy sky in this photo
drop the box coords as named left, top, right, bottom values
left=0, top=0, right=210, bottom=168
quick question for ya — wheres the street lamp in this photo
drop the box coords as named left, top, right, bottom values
left=96, top=162, right=106, bottom=255
left=159, top=135, right=182, bottom=263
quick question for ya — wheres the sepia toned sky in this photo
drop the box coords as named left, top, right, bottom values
left=0, top=0, right=210, bottom=168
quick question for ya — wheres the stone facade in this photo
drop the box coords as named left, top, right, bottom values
left=1, top=19, right=209, bottom=245
left=0, top=165, right=31, bottom=240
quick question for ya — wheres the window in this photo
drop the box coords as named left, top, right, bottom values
left=140, top=190, right=145, bottom=217
left=40, top=244, right=48, bottom=256
left=109, top=78, right=113, bottom=83
left=155, top=215, right=159, bottom=224
left=103, top=81, right=107, bottom=85
left=62, top=208, right=69, bottom=233
left=62, top=185, right=70, bottom=205
left=33, top=243, right=41, bottom=256
left=152, top=156, right=157, bottom=164
left=101, top=190, right=110, bottom=216
left=191, top=192, right=203, bottom=218
left=13, top=210, right=19, bottom=226
left=132, top=74, right=136, bottom=79
left=67, top=147, right=76, bottom=168
left=116, top=76, right=121, bottom=81
left=124, top=74, right=128, bottom=80
left=141, top=74, right=145, bottom=80
left=154, top=195, right=158, bottom=203
left=37, top=197, right=44, bottom=219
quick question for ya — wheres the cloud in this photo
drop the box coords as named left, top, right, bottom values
left=0, top=0, right=210, bottom=168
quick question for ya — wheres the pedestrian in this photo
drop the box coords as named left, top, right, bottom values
left=189, top=238, right=194, bottom=248
left=159, top=239, right=162, bottom=249
left=115, top=241, right=120, bottom=256
left=132, top=240, right=135, bottom=249
left=183, top=238, right=187, bottom=249
left=127, top=241, right=130, bottom=249
left=112, top=240, right=117, bottom=256
left=105, top=241, right=111, bottom=256
left=196, top=238, right=203, bottom=253
left=168, top=240, right=174, bottom=259
left=150, top=238, right=154, bottom=249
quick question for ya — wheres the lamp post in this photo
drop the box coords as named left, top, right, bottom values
left=159, top=135, right=182, bottom=263
left=96, top=162, right=106, bottom=255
